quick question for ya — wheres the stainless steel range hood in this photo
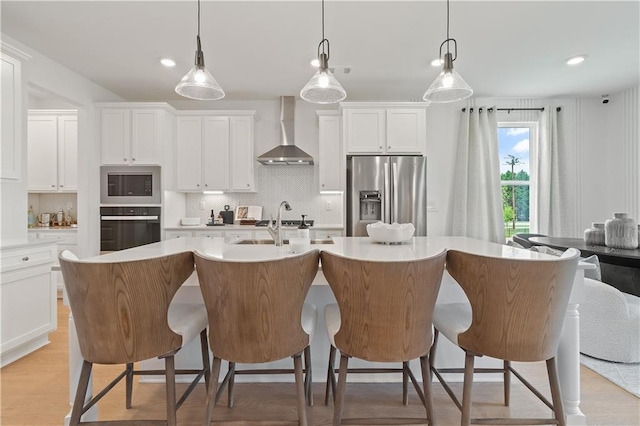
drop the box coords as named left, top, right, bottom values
left=257, top=96, right=314, bottom=165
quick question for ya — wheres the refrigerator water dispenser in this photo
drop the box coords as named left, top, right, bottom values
left=359, top=190, right=382, bottom=221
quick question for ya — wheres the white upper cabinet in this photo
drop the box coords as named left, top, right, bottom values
left=342, top=103, right=428, bottom=155
left=229, top=115, right=254, bottom=191
left=99, top=104, right=171, bottom=165
left=1, top=45, right=30, bottom=181
left=317, top=111, right=343, bottom=192
left=175, top=111, right=254, bottom=192
left=27, top=111, right=77, bottom=192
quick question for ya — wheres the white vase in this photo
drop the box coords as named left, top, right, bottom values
left=604, top=213, right=638, bottom=249
left=584, top=222, right=605, bottom=246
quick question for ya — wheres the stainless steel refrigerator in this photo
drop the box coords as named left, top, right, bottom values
left=347, top=156, right=427, bottom=237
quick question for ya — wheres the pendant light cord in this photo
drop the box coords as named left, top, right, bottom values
left=322, top=0, right=325, bottom=41
left=197, top=0, right=201, bottom=37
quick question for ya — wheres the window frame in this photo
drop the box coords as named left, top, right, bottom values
left=498, top=121, right=539, bottom=233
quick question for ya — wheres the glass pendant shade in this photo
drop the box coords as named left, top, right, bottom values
left=175, top=63, right=225, bottom=100
left=423, top=67, right=472, bottom=103
left=300, top=67, right=347, bottom=104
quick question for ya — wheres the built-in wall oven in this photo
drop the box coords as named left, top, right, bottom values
left=100, top=206, right=161, bottom=252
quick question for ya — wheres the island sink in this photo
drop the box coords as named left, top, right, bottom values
left=235, top=239, right=334, bottom=245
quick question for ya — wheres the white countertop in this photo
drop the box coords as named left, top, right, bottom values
left=165, top=224, right=343, bottom=230
left=85, top=236, right=590, bottom=266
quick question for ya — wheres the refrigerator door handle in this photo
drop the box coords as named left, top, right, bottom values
left=392, top=162, right=398, bottom=223
left=383, top=162, right=390, bottom=224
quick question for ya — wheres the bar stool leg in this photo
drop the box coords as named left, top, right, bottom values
left=70, top=360, right=92, bottom=426
left=461, top=353, right=475, bottom=426
left=200, top=330, right=211, bottom=391
left=504, top=360, right=511, bottom=406
left=325, top=345, right=336, bottom=405
left=204, top=357, right=222, bottom=426
left=165, top=355, right=177, bottom=426
left=429, top=329, right=440, bottom=380
left=294, top=353, right=308, bottom=426
left=125, top=363, right=134, bottom=409
left=547, top=357, right=567, bottom=426
left=228, top=362, right=236, bottom=408
left=333, top=354, right=349, bottom=426
left=304, top=345, right=314, bottom=406
left=420, top=355, right=436, bottom=425
left=402, top=361, right=409, bottom=405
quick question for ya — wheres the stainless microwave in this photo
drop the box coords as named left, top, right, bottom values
left=100, top=166, right=161, bottom=205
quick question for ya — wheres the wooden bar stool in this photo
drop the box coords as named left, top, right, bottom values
left=321, top=249, right=447, bottom=426
left=429, top=248, right=580, bottom=426
left=194, top=249, right=320, bottom=426
left=59, top=250, right=210, bottom=426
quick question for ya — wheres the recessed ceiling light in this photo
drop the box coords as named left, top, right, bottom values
left=565, top=55, right=587, bottom=66
left=430, top=58, right=443, bottom=67
left=160, top=58, right=176, bottom=67
left=310, top=58, right=320, bottom=67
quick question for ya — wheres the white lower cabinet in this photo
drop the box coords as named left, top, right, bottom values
left=313, top=230, right=343, bottom=240
left=29, top=230, right=78, bottom=291
left=164, top=228, right=342, bottom=242
left=0, top=242, right=57, bottom=367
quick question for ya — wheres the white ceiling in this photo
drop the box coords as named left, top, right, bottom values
left=2, top=1, right=638, bottom=103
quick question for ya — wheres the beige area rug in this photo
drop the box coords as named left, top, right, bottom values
left=581, top=354, right=640, bottom=398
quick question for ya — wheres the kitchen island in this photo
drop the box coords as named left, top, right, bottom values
left=64, top=236, right=590, bottom=425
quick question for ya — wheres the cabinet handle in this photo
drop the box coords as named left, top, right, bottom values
left=322, top=184, right=325, bottom=187
left=204, top=184, right=208, bottom=187
left=22, top=256, right=29, bottom=261
left=60, top=185, right=64, bottom=187
left=197, top=184, right=200, bottom=187
left=132, top=158, right=136, bottom=161
left=124, top=158, right=127, bottom=162
left=379, top=146, right=382, bottom=150
left=247, top=184, right=250, bottom=187
left=51, top=184, right=56, bottom=187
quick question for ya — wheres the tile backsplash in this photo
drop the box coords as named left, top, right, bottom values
left=185, top=165, right=343, bottom=225
left=28, top=193, right=78, bottom=222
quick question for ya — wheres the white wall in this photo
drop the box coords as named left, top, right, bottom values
left=0, top=34, right=123, bottom=256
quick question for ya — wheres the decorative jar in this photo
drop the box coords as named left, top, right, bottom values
left=604, top=213, right=638, bottom=249
left=584, top=222, right=605, bottom=246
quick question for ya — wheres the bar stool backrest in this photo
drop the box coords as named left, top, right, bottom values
left=321, top=249, right=447, bottom=363
left=194, top=250, right=320, bottom=364
left=446, top=248, right=580, bottom=362
left=59, top=251, right=195, bottom=364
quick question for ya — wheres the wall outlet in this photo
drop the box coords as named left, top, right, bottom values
left=66, top=201, right=73, bottom=210
left=199, top=200, right=206, bottom=210
left=427, top=199, right=438, bottom=212
left=325, top=201, right=332, bottom=211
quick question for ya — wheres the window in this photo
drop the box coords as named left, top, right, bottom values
left=498, top=123, right=537, bottom=238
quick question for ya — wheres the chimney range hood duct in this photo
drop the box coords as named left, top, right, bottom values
left=257, top=96, right=314, bottom=165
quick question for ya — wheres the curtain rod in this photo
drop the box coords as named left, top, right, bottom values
left=461, top=107, right=562, bottom=113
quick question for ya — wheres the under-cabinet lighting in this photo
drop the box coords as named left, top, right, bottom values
left=203, top=191, right=224, bottom=195
left=320, top=190, right=343, bottom=195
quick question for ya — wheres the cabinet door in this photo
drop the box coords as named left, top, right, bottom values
left=386, top=109, right=425, bottom=154
left=101, top=109, right=131, bottom=165
left=344, top=109, right=385, bottom=153
left=176, top=116, right=203, bottom=191
left=165, top=231, right=192, bottom=240
left=131, top=109, right=160, bottom=165
left=1, top=52, right=22, bottom=181
left=229, top=116, right=254, bottom=191
left=318, top=114, right=342, bottom=191
left=202, top=117, right=230, bottom=190
left=58, top=115, right=78, bottom=191
left=27, top=115, right=58, bottom=191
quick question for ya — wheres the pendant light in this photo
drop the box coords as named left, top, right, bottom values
left=423, top=0, right=472, bottom=103
left=175, top=0, right=225, bottom=100
left=300, top=0, right=346, bottom=104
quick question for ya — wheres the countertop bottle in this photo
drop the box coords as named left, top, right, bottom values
left=298, top=215, right=310, bottom=238
left=28, top=206, right=36, bottom=228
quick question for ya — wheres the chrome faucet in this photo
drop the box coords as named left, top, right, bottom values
left=267, top=201, right=292, bottom=246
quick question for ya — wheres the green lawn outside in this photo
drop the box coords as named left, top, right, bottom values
left=504, top=222, right=530, bottom=238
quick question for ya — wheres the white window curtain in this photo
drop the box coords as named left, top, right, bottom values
left=532, top=107, right=573, bottom=236
left=452, top=107, right=505, bottom=243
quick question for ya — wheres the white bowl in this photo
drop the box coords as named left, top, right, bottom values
left=181, top=217, right=201, bottom=226
left=366, top=222, right=415, bottom=244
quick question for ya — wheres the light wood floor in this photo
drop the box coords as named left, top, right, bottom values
left=1, top=301, right=639, bottom=425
